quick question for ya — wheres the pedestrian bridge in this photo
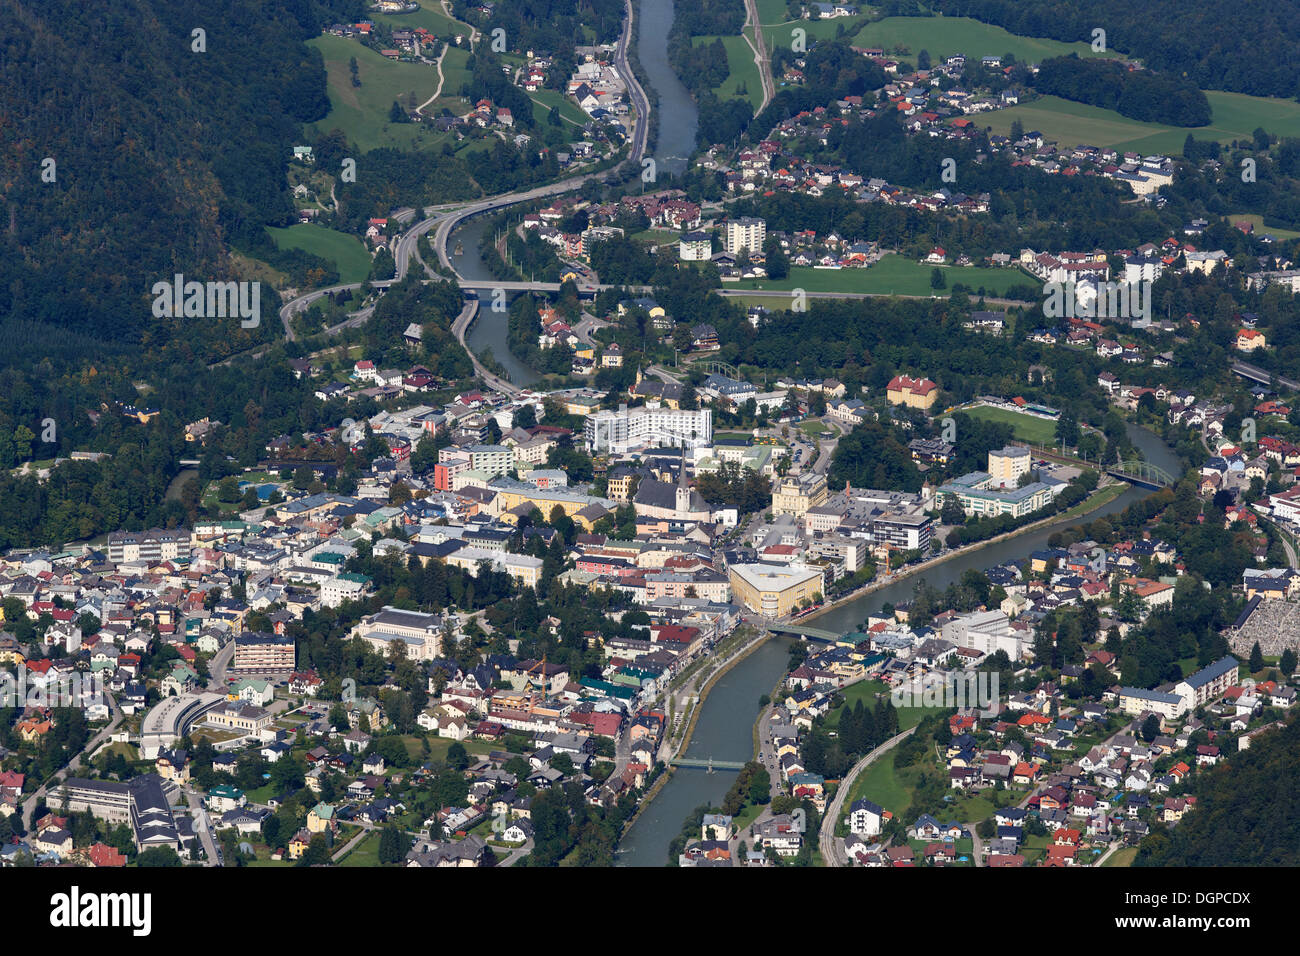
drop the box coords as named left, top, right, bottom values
left=670, top=757, right=747, bottom=771
left=1106, top=460, right=1176, bottom=490
left=767, top=622, right=841, bottom=643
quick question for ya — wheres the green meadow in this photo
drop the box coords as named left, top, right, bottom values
left=728, top=254, right=1032, bottom=297
left=266, top=223, right=372, bottom=285
left=307, top=35, right=444, bottom=151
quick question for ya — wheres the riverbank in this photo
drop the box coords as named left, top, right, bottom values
left=803, top=479, right=1131, bottom=630
left=672, top=627, right=771, bottom=759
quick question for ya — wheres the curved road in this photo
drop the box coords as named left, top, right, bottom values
left=273, top=0, right=651, bottom=389
left=819, top=725, right=917, bottom=867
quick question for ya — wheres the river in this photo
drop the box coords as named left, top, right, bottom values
left=444, top=0, right=699, bottom=385
left=447, top=215, right=542, bottom=386
left=614, top=424, right=1182, bottom=864
left=810, top=424, right=1182, bottom=632
left=615, top=636, right=792, bottom=866
left=635, top=0, right=699, bottom=178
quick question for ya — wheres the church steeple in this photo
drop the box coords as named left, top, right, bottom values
left=676, top=445, right=691, bottom=514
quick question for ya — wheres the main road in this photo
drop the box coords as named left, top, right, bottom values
left=277, top=0, right=651, bottom=381
left=819, top=726, right=917, bottom=867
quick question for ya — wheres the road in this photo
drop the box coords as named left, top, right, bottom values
left=741, top=0, right=775, bottom=113
left=21, top=691, right=123, bottom=831
left=451, top=300, right=523, bottom=396
left=184, top=786, right=224, bottom=867
left=819, top=726, right=918, bottom=867
left=1232, top=359, right=1300, bottom=392
left=811, top=416, right=846, bottom=476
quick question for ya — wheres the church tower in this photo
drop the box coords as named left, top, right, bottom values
left=676, top=446, right=692, bottom=515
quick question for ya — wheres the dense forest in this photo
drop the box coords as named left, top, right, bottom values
left=454, top=0, right=626, bottom=58
left=665, top=0, right=750, bottom=147
left=0, top=0, right=361, bottom=347
left=919, top=0, right=1300, bottom=99
left=1034, top=56, right=1212, bottom=127
left=1135, top=717, right=1300, bottom=865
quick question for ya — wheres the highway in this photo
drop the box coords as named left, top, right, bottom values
left=1232, top=359, right=1300, bottom=391
left=274, top=0, right=651, bottom=394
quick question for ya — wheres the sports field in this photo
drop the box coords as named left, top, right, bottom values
left=960, top=404, right=1058, bottom=445
left=729, top=254, right=1034, bottom=297
left=266, top=224, right=372, bottom=285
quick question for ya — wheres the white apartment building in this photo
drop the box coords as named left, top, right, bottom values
left=987, top=445, right=1031, bottom=487
left=584, top=404, right=712, bottom=455
left=725, top=217, right=766, bottom=257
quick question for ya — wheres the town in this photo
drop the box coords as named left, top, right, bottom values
left=7, top=0, right=1300, bottom=888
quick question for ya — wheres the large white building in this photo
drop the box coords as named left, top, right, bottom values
left=725, top=217, right=766, bottom=257
left=585, top=404, right=712, bottom=455
left=350, top=606, right=446, bottom=661
left=987, top=445, right=1031, bottom=487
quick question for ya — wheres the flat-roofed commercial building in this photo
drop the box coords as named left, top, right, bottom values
left=729, top=563, right=824, bottom=617
left=59, top=774, right=180, bottom=850
left=869, top=513, right=933, bottom=551
left=936, top=472, right=1053, bottom=519
left=232, top=631, right=295, bottom=675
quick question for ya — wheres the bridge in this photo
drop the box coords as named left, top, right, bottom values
left=691, top=359, right=740, bottom=379
left=766, top=622, right=841, bottom=643
left=1106, top=460, right=1176, bottom=490
left=1232, top=360, right=1300, bottom=392
left=670, top=757, right=747, bottom=771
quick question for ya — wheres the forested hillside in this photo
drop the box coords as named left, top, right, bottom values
left=1136, top=717, right=1300, bottom=866
left=0, top=0, right=356, bottom=347
left=919, top=0, right=1300, bottom=99
left=1034, top=56, right=1211, bottom=127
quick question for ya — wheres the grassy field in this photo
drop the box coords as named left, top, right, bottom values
left=758, top=1, right=880, bottom=53
left=1103, top=846, right=1138, bottom=867
left=338, top=830, right=383, bottom=866
left=266, top=224, right=372, bottom=285
left=960, top=404, right=1059, bottom=444
left=397, top=734, right=499, bottom=762
left=1223, top=213, right=1300, bottom=241
left=432, top=45, right=473, bottom=112
left=849, top=16, right=1117, bottom=64
left=729, top=254, right=1032, bottom=297
left=528, top=87, right=589, bottom=128
left=984, top=92, right=1300, bottom=155
left=307, top=35, right=444, bottom=151
left=695, top=34, right=766, bottom=111
left=373, top=1, right=471, bottom=39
